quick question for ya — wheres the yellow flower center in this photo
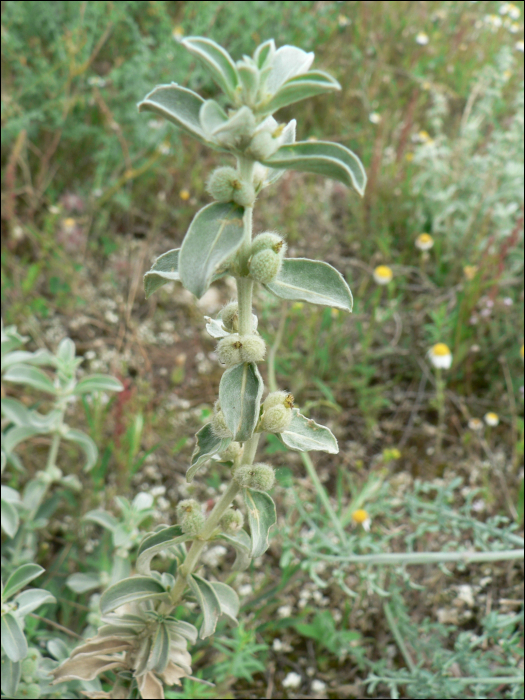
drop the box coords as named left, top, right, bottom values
left=351, top=509, right=369, bottom=525
left=374, top=265, right=393, bottom=279
left=432, top=343, right=451, bottom=357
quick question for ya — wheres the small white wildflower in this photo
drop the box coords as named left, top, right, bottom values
left=508, top=4, right=521, bottom=19
left=415, top=233, right=434, bottom=251
left=515, top=40, right=524, bottom=52
left=485, top=14, right=503, bottom=28
left=428, top=343, right=453, bottom=369
left=416, top=31, right=430, bottom=45
left=369, top=112, right=382, bottom=124
left=484, top=412, right=499, bottom=427
left=273, top=638, right=283, bottom=651
left=311, top=679, right=327, bottom=693
left=373, top=265, right=393, bottom=285
left=238, top=584, right=253, bottom=597
left=277, top=604, right=293, bottom=618
left=337, top=14, right=352, bottom=28
left=468, top=418, right=484, bottom=432
left=282, top=671, right=302, bottom=690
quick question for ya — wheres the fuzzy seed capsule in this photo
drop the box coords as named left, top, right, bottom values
left=251, top=232, right=287, bottom=256
left=263, top=391, right=294, bottom=410
left=234, top=463, right=275, bottom=492
left=217, top=334, right=243, bottom=366
left=239, top=334, right=266, bottom=363
left=247, top=130, right=279, bottom=160
left=206, top=166, right=239, bottom=202
left=249, top=249, right=282, bottom=283
left=220, top=509, right=244, bottom=533
left=260, top=404, right=292, bottom=433
left=218, top=441, right=243, bottom=462
left=232, top=180, right=256, bottom=208
left=211, top=403, right=233, bottom=438
left=220, top=302, right=239, bottom=332
left=176, top=499, right=205, bottom=536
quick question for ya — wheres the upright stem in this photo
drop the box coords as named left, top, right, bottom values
left=435, top=367, right=445, bottom=458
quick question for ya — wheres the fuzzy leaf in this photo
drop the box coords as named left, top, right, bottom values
left=66, top=572, right=102, bottom=594
left=2, top=563, right=44, bottom=601
left=83, top=509, right=118, bottom=531
left=188, top=574, right=221, bottom=639
left=261, top=70, right=341, bottom=114
left=3, top=426, right=48, bottom=455
left=144, top=249, right=180, bottom=298
left=280, top=409, right=339, bottom=454
left=138, top=83, right=208, bottom=143
left=100, top=576, right=167, bottom=614
left=179, top=202, right=244, bottom=299
left=181, top=37, right=239, bottom=98
left=136, top=526, right=190, bottom=575
left=73, top=375, right=124, bottom=395
left=187, top=424, right=231, bottom=482
left=149, top=623, right=171, bottom=674
left=199, top=99, right=228, bottom=134
left=62, top=428, right=98, bottom=471
left=0, top=657, right=21, bottom=697
left=216, top=529, right=252, bottom=571
left=265, top=45, right=314, bottom=93
left=1, top=613, right=27, bottom=662
left=3, top=364, right=57, bottom=394
left=266, top=258, right=353, bottom=312
left=263, top=140, right=366, bottom=196
left=219, top=362, right=264, bottom=442
left=243, top=489, right=277, bottom=558
left=50, top=654, right=122, bottom=683
left=210, top=582, right=240, bottom=626
left=1, top=498, right=19, bottom=538
left=13, top=588, right=56, bottom=616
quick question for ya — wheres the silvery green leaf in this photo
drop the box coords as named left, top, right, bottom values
left=22, top=480, right=46, bottom=511
left=219, top=362, right=263, bottom=442
left=179, top=202, right=244, bottom=299
left=1, top=485, right=20, bottom=503
left=66, top=572, right=102, bottom=594
left=211, top=106, right=256, bottom=149
left=164, top=619, right=198, bottom=645
left=216, top=529, right=252, bottom=571
left=132, top=492, right=154, bottom=512
left=253, top=39, right=275, bottom=70
left=243, top=489, right=277, bottom=558
left=188, top=574, right=221, bottom=639
left=3, top=364, right=57, bottom=394
left=1, top=398, right=32, bottom=426
left=210, top=582, right=240, bottom=627
left=199, top=99, right=228, bottom=135
left=46, top=637, right=70, bottom=662
left=3, top=426, right=45, bottom=455
left=263, top=141, right=367, bottom=196
left=62, top=428, right=98, bottom=472
left=149, top=623, right=170, bottom=674
left=263, top=120, right=296, bottom=187
left=261, top=70, right=341, bottom=114
left=205, top=313, right=258, bottom=339
left=100, top=576, right=167, bottom=614
left=13, top=588, right=56, bottom=616
left=265, top=45, right=314, bottom=93
left=181, top=37, right=239, bottom=99
left=1, top=499, right=19, bottom=538
left=136, top=525, right=190, bottom=575
left=83, top=509, right=118, bottom=531
left=2, top=564, right=44, bottom=601
left=0, top=657, right=21, bottom=697
left=1, top=613, right=27, bottom=662
left=280, top=409, right=339, bottom=454
left=57, top=338, right=76, bottom=364
left=144, top=249, right=180, bottom=299
left=2, top=348, right=55, bottom=371
left=138, top=83, right=209, bottom=144
left=238, top=62, right=259, bottom=106
left=73, top=374, right=123, bottom=395
left=187, top=424, right=231, bottom=483
left=266, top=258, right=353, bottom=312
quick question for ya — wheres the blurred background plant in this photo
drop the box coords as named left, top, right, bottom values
left=1, top=1, right=524, bottom=698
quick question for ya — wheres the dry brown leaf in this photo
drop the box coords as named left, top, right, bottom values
left=159, top=661, right=187, bottom=687
left=50, top=654, right=123, bottom=683
left=137, top=671, right=164, bottom=699
left=70, top=636, right=133, bottom=658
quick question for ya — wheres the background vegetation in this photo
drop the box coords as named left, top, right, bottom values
left=1, top=1, right=524, bottom=698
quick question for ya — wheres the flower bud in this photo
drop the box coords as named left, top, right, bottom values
left=234, top=463, right=275, bottom=492
left=21, top=657, right=38, bottom=682
left=218, top=441, right=242, bottom=462
left=220, top=302, right=239, bottom=332
left=247, top=130, right=279, bottom=160
left=251, top=232, right=287, bottom=256
left=206, top=166, right=239, bottom=202
left=217, top=334, right=243, bottom=366
left=232, top=181, right=256, bottom=208
left=220, top=509, right=244, bottom=533
left=263, top=391, right=294, bottom=410
left=260, top=404, right=292, bottom=433
left=176, top=499, right=205, bottom=536
left=249, top=248, right=283, bottom=284
left=211, top=402, right=233, bottom=438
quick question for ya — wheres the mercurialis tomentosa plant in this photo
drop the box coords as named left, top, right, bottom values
left=51, top=37, right=366, bottom=699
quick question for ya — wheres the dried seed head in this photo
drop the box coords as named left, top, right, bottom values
left=234, top=463, right=275, bottom=492
left=220, top=302, right=239, bottom=332
left=249, top=249, right=283, bottom=283
left=220, top=509, right=244, bottom=533
left=260, top=404, right=292, bottom=433
left=218, top=441, right=243, bottom=461
left=217, top=334, right=243, bottom=366
left=176, top=499, right=205, bottom=536
left=239, top=334, right=266, bottom=363
left=251, top=232, right=287, bottom=256
left=264, top=391, right=294, bottom=410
